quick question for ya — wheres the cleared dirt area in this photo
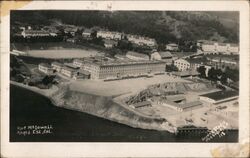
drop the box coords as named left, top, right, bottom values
left=70, top=75, right=190, bottom=96
left=26, top=48, right=102, bottom=59
left=153, top=99, right=238, bottom=130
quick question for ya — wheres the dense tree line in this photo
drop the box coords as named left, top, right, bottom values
left=11, top=10, right=239, bottom=45
left=197, top=65, right=239, bottom=85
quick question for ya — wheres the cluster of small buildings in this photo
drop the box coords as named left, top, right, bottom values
left=197, top=40, right=239, bottom=55
left=154, top=90, right=238, bottom=112
left=173, top=54, right=239, bottom=77
left=96, top=30, right=157, bottom=47
left=17, top=25, right=179, bottom=52
left=126, top=34, right=156, bottom=47
left=207, top=56, right=239, bottom=69
left=38, top=62, right=90, bottom=80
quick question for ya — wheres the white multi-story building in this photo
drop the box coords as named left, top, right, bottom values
left=174, top=58, right=191, bottom=71
left=126, top=34, right=156, bottom=47
left=21, top=30, right=50, bottom=38
left=166, top=43, right=179, bottom=51
left=97, top=30, right=122, bottom=40
left=197, top=40, right=239, bottom=55
left=79, top=57, right=165, bottom=80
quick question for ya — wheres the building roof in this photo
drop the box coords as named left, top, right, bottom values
left=73, top=59, right=85, bottom=64
left=98, top=30, right=122, bottom=35
left=181, top=101, right=203, bottom=109
left=127, top=34, right=154, bottom=40
left=132, top=101, right=151, bottom=108
left=200, top=90, right=238, bottom=101
left=161, top=99, right=202, bottom=109
left=161, top=100, right=180, bottom=107
left=83, top=29, right=93, bottom=34
left=61, top=66, right=76, bottom=72
left=51, top=62, right=63, bottom=67
left=24, top=30, right=49, bottom=34
left=158, top=51, right=173, bottom=58
left=167, top=43, right=178, bottom=47
left=174, top=58, right=190, bottom=64
left=82, top=56, right=164, bottom=67
left=166, top=95, right=186, bottom=102
left=64, top=63, right=79, bottom=69
left=126, top=51, right=149, bottom=59
left=39, top=63, right=51, bottom=68
left=114, top=54, right=127, bottom=59
left=78, top=69, right=91, bottom=75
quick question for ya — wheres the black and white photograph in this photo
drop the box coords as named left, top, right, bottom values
left=9, top=10, right=240, bottom=142
left=1, top=1, right=249, bottom=157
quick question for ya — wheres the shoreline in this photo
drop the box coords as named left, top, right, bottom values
left=10, top=81, right=177, bottom=133
left=10, top=81, right=58, bottom=98
left=10, top=81, right=238, bottom=134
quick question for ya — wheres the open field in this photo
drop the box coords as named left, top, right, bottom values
left=26, top=48, right=102, bottom=59
left=70, top=75, right=190, bottom=96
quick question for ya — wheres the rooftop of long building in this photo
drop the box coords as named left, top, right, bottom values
left=197, top=40, right=239, bottom=47
left=79, top=56, right=165, bottom=67
left=200, top=90, right=238, bottom=101
left=126, top=51, right=149, bottom=58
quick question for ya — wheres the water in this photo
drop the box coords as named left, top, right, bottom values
left=10, top=84, right=238, bottom=142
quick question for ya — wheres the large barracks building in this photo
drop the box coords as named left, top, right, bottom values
left=73, top=57, right=166, bottom=80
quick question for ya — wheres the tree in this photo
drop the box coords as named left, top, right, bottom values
left=117, top=40, right=132, bottom=51
left=220, top=72, right=228, bottom=85
left=91, top=31, right=97, bottom=38
left=224, top=67, right=239, bottom=82
left=208, top=67, right=217, bottom=81
left=166, top=64, right=178, bottom=72
left=197, top=66, right=206, bottom=78
left=157, top=44, right=166, bottom=51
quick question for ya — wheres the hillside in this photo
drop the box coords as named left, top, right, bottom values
left=11, top=11, right=239, bottom=44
